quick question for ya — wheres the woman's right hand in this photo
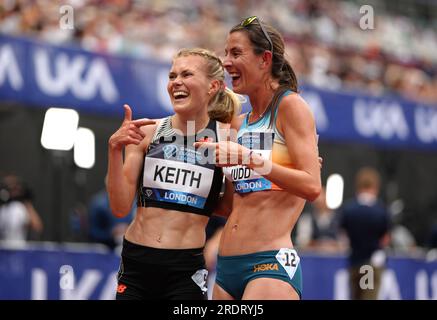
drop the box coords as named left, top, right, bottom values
left=109, top=104, right=156, bottom=151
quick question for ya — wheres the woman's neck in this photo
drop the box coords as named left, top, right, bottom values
left=171, top=112, right=210, bottom=135
left=248, top=82, right=276, bottom=119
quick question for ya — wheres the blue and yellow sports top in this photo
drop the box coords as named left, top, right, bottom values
left=224, top=90, right=295, bottom=193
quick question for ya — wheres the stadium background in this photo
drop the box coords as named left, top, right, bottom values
left=1, top=0, right=437, bottom=299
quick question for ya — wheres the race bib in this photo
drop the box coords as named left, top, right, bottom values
left=275, top=248, right=300, bottom=280
left=223, top=131, right=274, bottom=193
left=142, top=157, right=214, bottom=209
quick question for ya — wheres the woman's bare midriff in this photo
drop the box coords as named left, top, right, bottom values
left=124, top=207, right=209, bottom=249
left=219, top=190, right=305, bottom=256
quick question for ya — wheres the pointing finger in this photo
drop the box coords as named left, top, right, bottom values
left=132, top=118, right=156, bottom=127
left=123, top=104, right=132, bottom=122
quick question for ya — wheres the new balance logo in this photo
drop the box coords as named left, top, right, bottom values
left=117, top=284, right=127, bottom=294
left=253, top=263, right=279, bottom=272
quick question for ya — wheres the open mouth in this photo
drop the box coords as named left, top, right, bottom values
left=173, top=91, right=189, bottom=102
left=229, top=72, right=241, bottom=86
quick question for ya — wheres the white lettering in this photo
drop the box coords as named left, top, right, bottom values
left=59, top=5, right=74, bottom=30
left=235, top=180, right=263, bottom=191
left=359, top=5, right=375, bottom=30
left=359, top=265, right=374, bottom=290
left=99, top=271, right=117, bottom=300
left=0, top=45, right=23, bottom=90
left=31, top=268, right=47, bottom=300
left=416, top=270, right=429, bottom=300
left=34, top=49, right=118, bottom=102
left=173, top=304, right=207, bottom=317
left=164, top=192, right=198, bottom=205
left=378, top=269, right=401, bottom=300
left=415, top=270, right=437, bottom=300
left=354, top=99, right=409, bottom=140
left=333, top=269, right=349, bottom=300
left=415, top=106, right=437, bottom=143
left=59, top=265, right=75, bottom=290
left=60, top=270, right=102, bottom=300
left=432, top=271, right=437, bottom=300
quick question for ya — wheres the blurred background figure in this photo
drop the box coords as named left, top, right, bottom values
left=296, top=186, right=346, bottom=253
left=88, top=176, right=135, bottom=251
left=0, top=174, right=43, bottom=244
left=339, top=167, right=391, bottom=300
left=388, top=198, right=418, bottom=255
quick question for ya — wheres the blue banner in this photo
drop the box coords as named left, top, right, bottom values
left=1, top=34, right=437, bottom=150
left=1, top=245, right=436, bottom=300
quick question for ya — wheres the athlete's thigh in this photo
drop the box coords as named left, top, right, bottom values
left=242, top=277, right=300, bottom=300
left=213, top=283, right=234, bottom=300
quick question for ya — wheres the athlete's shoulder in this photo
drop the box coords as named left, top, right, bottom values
left=230, top=113, right=247, bottom=130
left=278, top=93, right=313, bottom=121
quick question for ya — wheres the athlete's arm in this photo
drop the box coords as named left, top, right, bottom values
left=211, top=118, right=242, bottom=217
left=107, top=104, right=156, bottom=217
left=250, top=94, right=321, bottom=201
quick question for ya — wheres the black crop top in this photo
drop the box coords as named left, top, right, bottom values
left=137, top=116, right=223, bottom=217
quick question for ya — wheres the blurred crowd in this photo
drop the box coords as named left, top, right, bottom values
left=1, top=0, right=437, bottom=104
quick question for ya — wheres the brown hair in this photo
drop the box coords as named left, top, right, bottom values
left=175, top=48, right=241, bottom=123
left=355, top=167, right=381, bottom=191
left=230, top=18, right=298, bottom=127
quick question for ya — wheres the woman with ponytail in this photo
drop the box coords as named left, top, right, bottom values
left=195, top=17, right=321, bottom=300
left=107, top=48, right=240, bottom=300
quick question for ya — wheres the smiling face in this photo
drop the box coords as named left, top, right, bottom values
left=223, top=31, right=265, bottom=95
left=167, top=55, right=212, bottom=115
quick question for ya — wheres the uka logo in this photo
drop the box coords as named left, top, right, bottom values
left=0, top=44, right=119, bottom=103
left=353, top=99, right=409, bottom=140
left=415, top=106, right=437, bottom=143
left=32, top=266, right=117, bottom=300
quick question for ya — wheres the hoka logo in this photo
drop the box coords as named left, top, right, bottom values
left=253, top=263, right=279, bottom=272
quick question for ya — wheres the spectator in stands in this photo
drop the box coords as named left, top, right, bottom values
left=88, top=176, right=135, bottom=251
left=339, top=167, right=391, bottom=300
left=2, top=0, right=437, bottom=104
left=0, top=174, right=43, bottom=243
